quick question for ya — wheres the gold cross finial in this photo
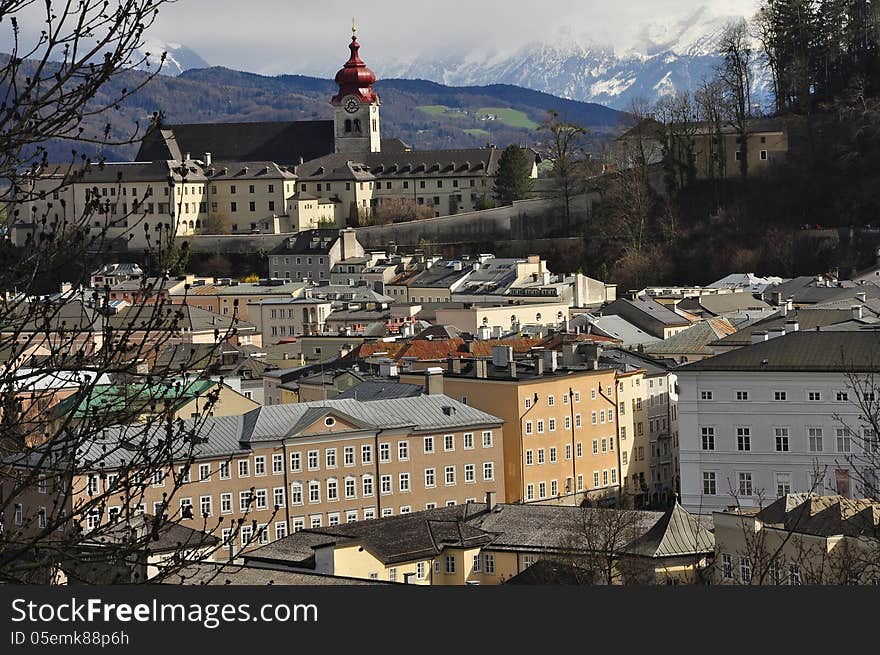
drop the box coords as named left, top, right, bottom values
left=352, top=17, right=357, bottom=35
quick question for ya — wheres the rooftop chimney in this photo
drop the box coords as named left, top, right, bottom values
left=492, top=345, right=513, bottom=368
left=856, top=292, right=867, bottom=303
left=785, top=320, right=799, bottom=334
left=751, top=331, right=768, bottom=345
left=534, top=355, right=545, bottom=376
left=475, top=359, right=488, bottom=379
left=508, top=361, right=517, bottom=379
left=852, top=305, right=863, bottom=320
left=205, top=152, right=212, bottom=166
left=425, top=367, right=444, bottom=396
left=448, top=356, right=463, bottom=375
left=543, top=350, right=560, bottom=373
left=768, top=327, right=786, bottom=340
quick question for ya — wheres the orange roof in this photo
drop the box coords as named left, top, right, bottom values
left=399, top=338, right=466, bottom=361
left=356, top=341, right=408, bottom=359
left=466, top=337, right=545, bottom=357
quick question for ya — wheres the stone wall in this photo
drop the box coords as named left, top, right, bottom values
left=354, top=195, right=594, bottom=248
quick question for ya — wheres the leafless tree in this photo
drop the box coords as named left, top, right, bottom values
left=539, top=110, right=590, bottom=232
left=718, top=19, right=755, bottom=180
left=654, top=91, right=699, bottom=194
left=0, top=0, right=273, bottom=585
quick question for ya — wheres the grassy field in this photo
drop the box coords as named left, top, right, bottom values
left=417, top=105, right=466, bottom=119
left=476, top=107, right=539, bottom=130
left=463, top=128, right=492, bottom=138
left=417, top=105, right=539, bottom=131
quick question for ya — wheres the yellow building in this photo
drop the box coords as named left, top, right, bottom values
left=402, top=347, right=622, bottom=505
left=713, top=494, right=880, bottom=585
left=243, top=500, right=715, bottom=585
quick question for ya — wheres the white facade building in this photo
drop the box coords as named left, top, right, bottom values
left=677, top=332, right=879, bottom=513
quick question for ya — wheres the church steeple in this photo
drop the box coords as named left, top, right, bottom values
left=332, top=25, right=381, bottom=154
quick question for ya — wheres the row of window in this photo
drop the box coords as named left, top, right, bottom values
left=147, top=465, right=496, bottom=514
left=300, top=179, right=485, bottom=194
left=700, top=389, right=863, bottom=402
left=143, top=437, right=496, bottom=487
left=523, top=387, right=614, bottom=410
left=273, top=256, right=326, bottom=266
left=700, top=426, right=876, bottom=453
left=701, top=469, right=837, bottom=498
left=721, top=554, right=801, bottom=585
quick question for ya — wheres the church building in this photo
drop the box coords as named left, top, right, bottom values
left=10, top=28, right=537, bottom=248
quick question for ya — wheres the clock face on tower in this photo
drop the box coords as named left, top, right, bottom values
left=344, top=96, right=360, bottom=114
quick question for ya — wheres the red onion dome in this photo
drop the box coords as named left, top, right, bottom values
left=332, top=35, right=378, bottom=104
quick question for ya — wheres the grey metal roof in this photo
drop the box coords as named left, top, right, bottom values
left=576, top=314, right=660, bottom=347
left=136, top=120, right=335, bottom=166
left=680, top=331, right=880, bottom=372
left=296, top=147, right=504, bottom=181
left=678, top=293, right=771, bottom=316
left=335, top=380, right=424, bottom=401
left=469, top=504, right=664, bottom=554
left=245, top=502, right=713, bottom=570
left=643, top=320, right=735, bottom=356
left=91, top=394, right=503, bottom=466
left=601, top=297, right=691, bottom=327
left=164, top=562, right=391, bottom=585
left=246, top=503, right=489, bottom=566
left=710, top=308, right=854, bottom=347
left=624, top=503, right=715, bottom=557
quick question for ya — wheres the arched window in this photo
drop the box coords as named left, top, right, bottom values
left=188, top=220, right=194, bottom=229
left=344, top=119, right=352, bottom=133
left=353, top=119, right=362, bottom=133
left=511, top=315, right=517, bottom=325
left=536, top=313, right=542, bottom=322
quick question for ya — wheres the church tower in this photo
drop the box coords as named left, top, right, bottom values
left=332, top=25, right=381, bottom=154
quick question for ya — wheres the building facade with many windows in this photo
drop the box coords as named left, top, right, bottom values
left=677, top=332, right=879, bottom=513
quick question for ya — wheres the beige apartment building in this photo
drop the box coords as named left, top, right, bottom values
left=4, top=394, right=504, bottom=562
left=250, top=298, right=334, bottom=344
left=713, top=494, right=880, bottom=585
left=434, top=302, right=571, bottom=335
left=403, top=349, right=622, bottom=504
left=170, top=280, right=308, bottom=323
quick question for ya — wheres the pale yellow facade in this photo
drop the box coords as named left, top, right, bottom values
left=434, top=302, right=570, bottom=335
left=408, top=369, right=622, bottom=504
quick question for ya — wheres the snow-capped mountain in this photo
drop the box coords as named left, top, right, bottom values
left=379, top=5, right=771, bottom=111
left=135, top=39, right=210, bottom=76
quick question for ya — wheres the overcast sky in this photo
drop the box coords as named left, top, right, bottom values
left=7, top=0, right=759, bottom=76
left=151, top=0, right=759, bottom=74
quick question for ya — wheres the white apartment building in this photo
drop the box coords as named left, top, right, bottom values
left=677, top=331, right=880, bottom=513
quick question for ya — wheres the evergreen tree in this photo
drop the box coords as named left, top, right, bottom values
left=492, top=145, right=534, bottom=205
